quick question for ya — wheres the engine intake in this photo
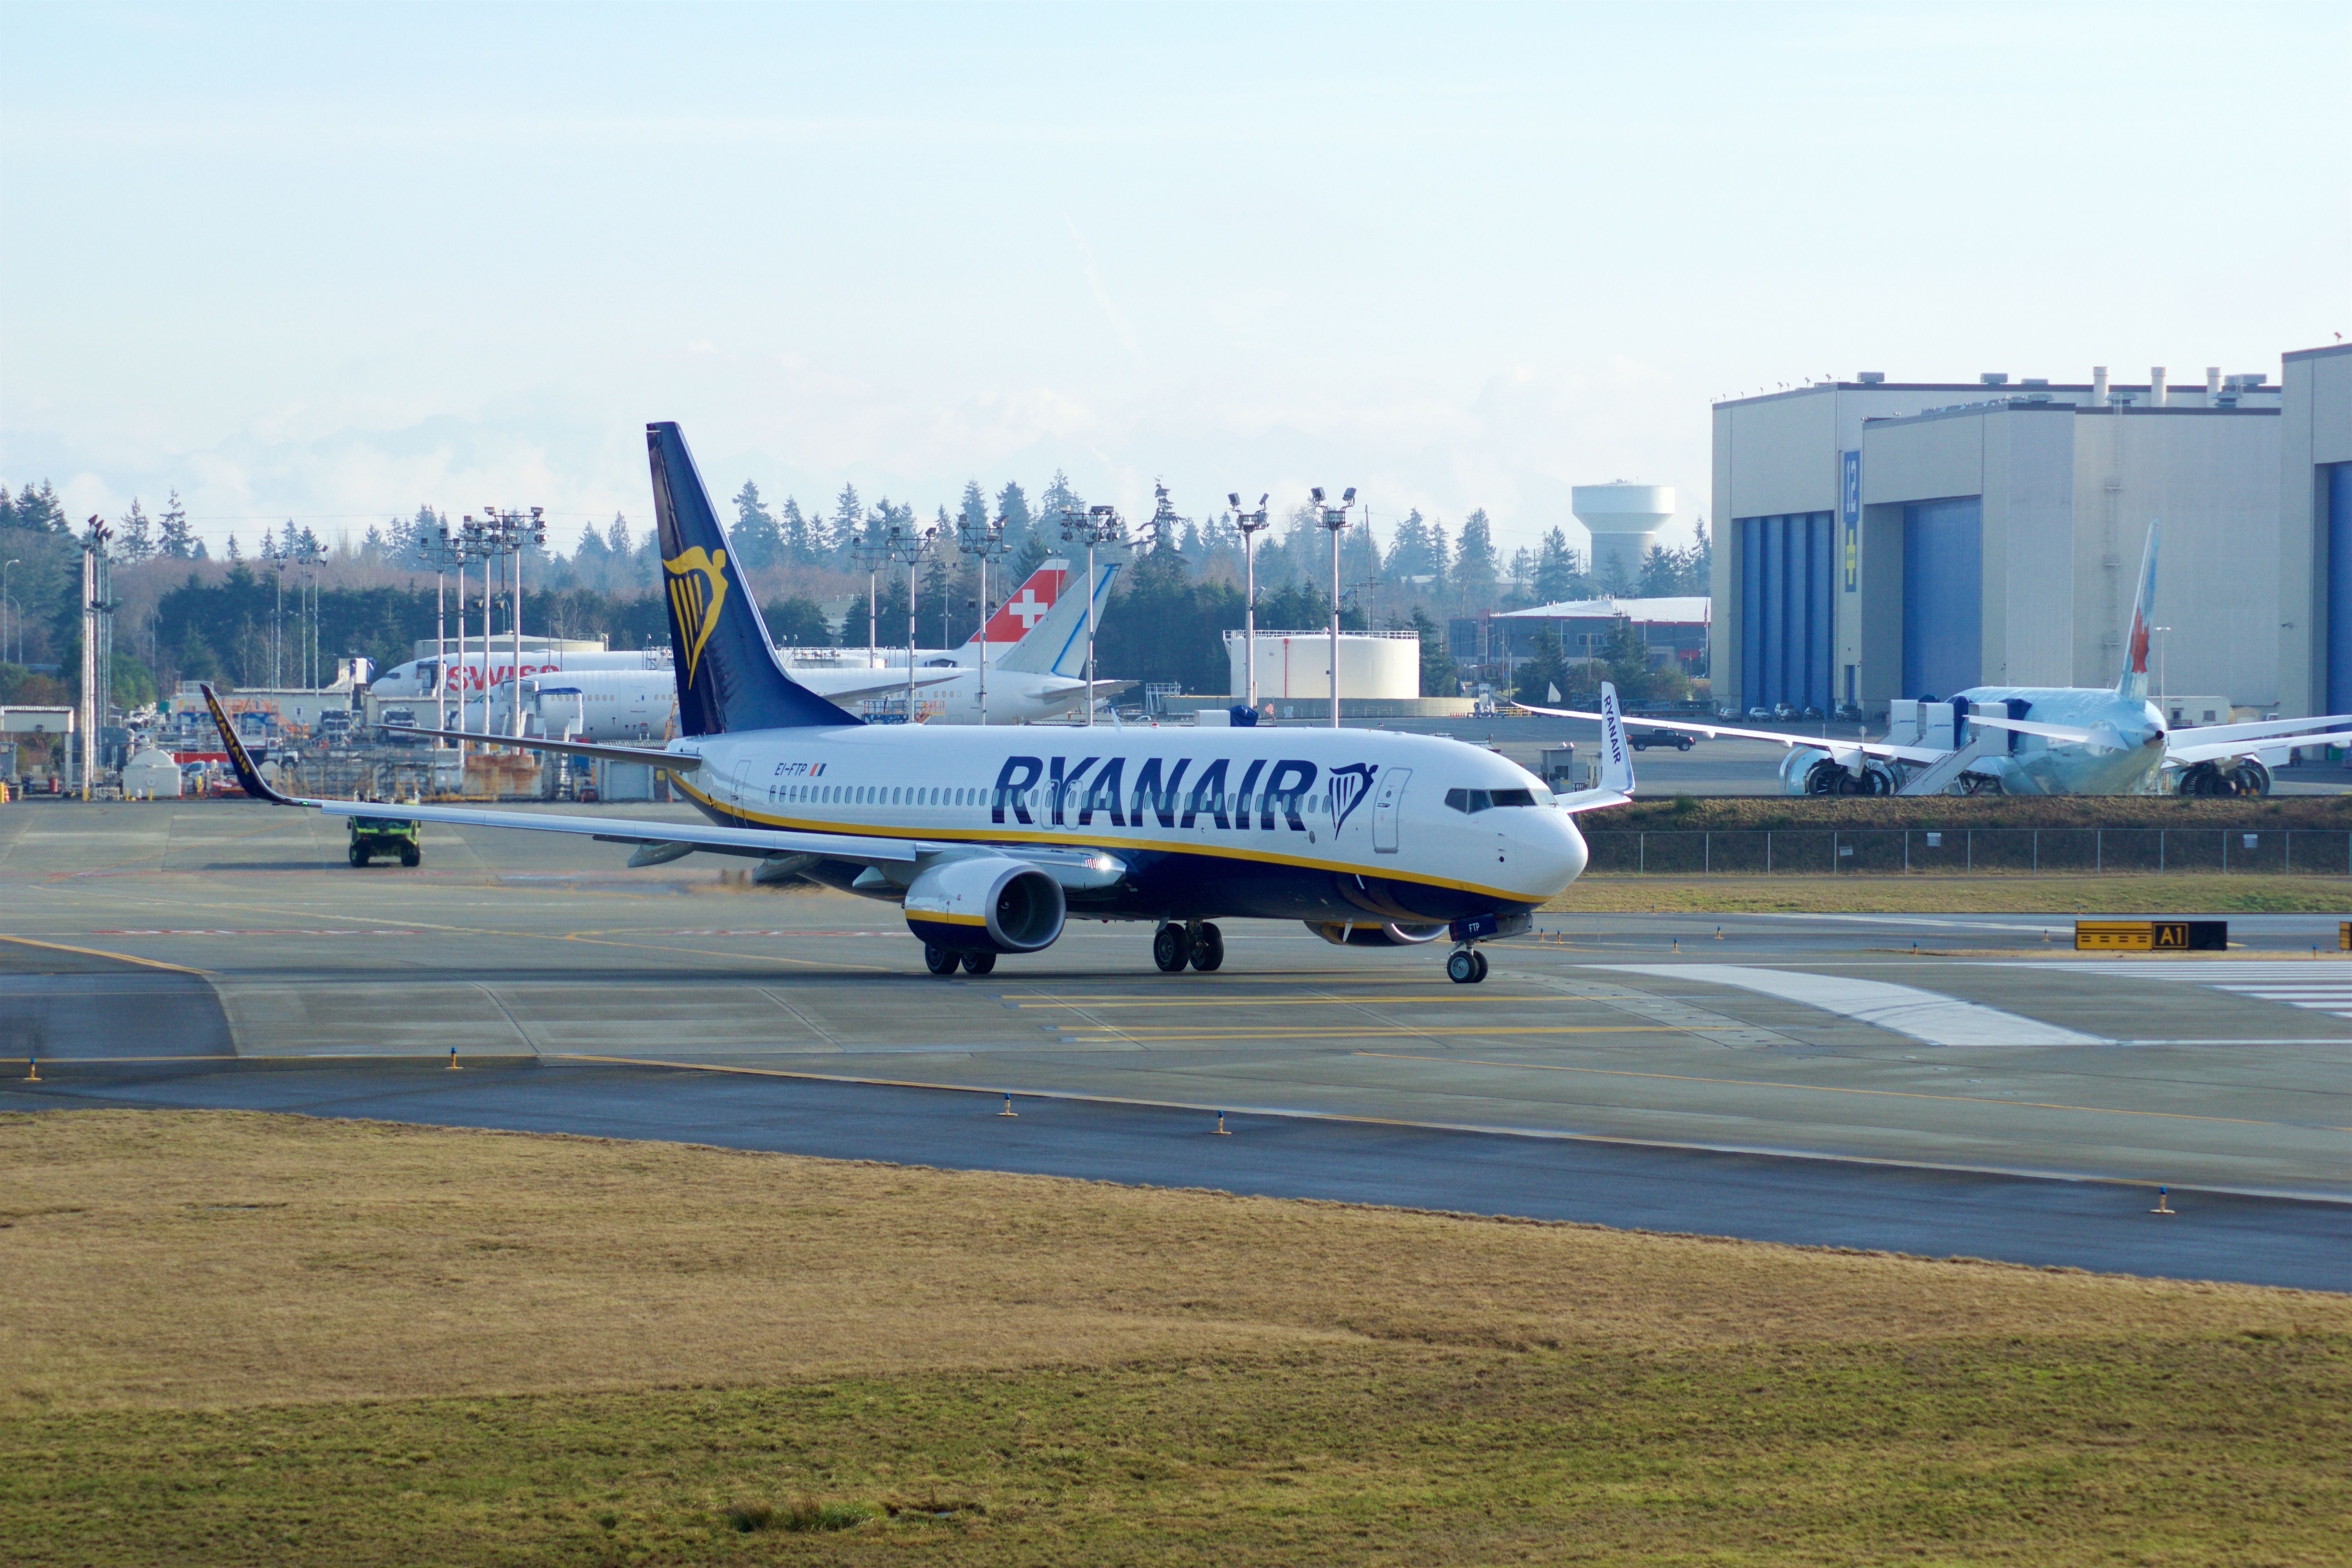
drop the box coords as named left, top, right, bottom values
left=1307, top=920, right=1447, bottom=947
left=904, top=857, right=1066, bottom=953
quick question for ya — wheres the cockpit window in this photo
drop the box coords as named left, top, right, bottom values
left=1445, top=787, right=1537, bottom=813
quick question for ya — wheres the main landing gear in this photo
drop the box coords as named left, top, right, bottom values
left=1446, top=946, right=1490, bottom=985
left=1152, top=921, right=1225, bottom=973
left=923, top=945, right=998, bottom=976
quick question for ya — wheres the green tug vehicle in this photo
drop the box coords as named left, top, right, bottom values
left=348, top=814, right=422, bottom=868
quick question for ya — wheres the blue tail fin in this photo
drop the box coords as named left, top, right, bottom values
left=646, top=422, right=860, bottom=734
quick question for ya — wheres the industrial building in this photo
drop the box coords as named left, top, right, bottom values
left=2276, top=343, right=2352, bottom=718
left=1473, top=597, right=1711, bottom=677
left=1710, top=365, right=2308, bottom=718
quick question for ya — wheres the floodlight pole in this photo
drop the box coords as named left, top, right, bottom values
left=885, top=525, right=934, bottom=723
left=1314, top=487, right=1357, bottom=728
left=1230, top=494, right=1270, bottom=713
left=850, top=537, right=888, bottom=671
left=960, top=512, right=1009, bottom=726
left=1060, top=505, right=1125, bottom=728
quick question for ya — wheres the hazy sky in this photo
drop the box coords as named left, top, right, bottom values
left=4, top=2, right=2344, bottom=559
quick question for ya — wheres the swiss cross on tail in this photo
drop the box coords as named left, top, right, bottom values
left=971, top=561, right=1070, bottom=644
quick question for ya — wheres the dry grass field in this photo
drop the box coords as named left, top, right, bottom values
left=1546, top=871, right=2352, bottom=914
left=3, top=1109, right=2347, bottom=1565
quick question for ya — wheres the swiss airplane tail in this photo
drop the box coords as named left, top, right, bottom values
left=993, top=560, right=1120, bottom=677
left=2116, top=521, right=2159, bottom=701
left=967, top=560, right=1073, bottom=645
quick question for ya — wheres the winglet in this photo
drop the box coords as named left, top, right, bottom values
left=200, top=684, right=300, bottom=806
left=2117, top=521, right=2159, bottom=700
left=1596, top=681, right=1637, bottom=795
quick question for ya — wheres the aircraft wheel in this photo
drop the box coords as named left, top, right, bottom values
left=1446, top=949, right=1480, bottom=985
left=923, top=944, right=961, bottom=976
left=1472, top=949, right=1490, bottom=982
left=960, top=951, right=996, bottom=975
left=1191, top=922, right=1225, bottom=972
left=1152, top=923, right=1192, bottom=973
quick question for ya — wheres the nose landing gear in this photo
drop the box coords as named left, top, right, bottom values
left=1446, top=946, right=1489, bottom=984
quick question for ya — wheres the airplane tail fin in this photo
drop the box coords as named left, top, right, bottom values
left=201, top=683, right=298, bottom=805
left=1596, top=681, right=1637, bottom=795
left=994, top=559, right=1119, bottom=676
left=646, top=422, right=859, bottom=734
left=2116, top=521, right=2159, bottom=701
left=967, top=559, right=1071, bottom=646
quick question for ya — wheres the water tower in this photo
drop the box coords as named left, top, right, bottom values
left=1572, top=483, right=1675, bottom=595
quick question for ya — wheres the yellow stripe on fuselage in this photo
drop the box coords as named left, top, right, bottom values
left=667, top=773, right=1549, bottom=905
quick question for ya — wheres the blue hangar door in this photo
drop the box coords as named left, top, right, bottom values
left=1738, top=511, right=1835, bottom=713
left=2327, top=463, right=2352, bottom=716
left=1900, top=497, right=1983, bottom=700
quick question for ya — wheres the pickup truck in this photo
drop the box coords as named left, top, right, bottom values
left=1629, top=728, right=1695, bottom=752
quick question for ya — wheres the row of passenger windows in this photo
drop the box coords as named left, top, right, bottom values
left=757, top=781, right=1357, bottom=816
left=1443, top=787, right=1538, bottom=813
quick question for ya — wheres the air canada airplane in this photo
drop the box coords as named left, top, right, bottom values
left=203, top=422, right=1637, bottom=982
left=1526, top=524, right=2352, bottom=798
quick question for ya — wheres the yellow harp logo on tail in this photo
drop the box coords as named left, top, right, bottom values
left=664, top=546, right=730, bottom=689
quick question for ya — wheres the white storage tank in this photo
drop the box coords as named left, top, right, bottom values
left=1224, top=630, right=1420, bottom=700
left=121, top=747, right=183, bottom=799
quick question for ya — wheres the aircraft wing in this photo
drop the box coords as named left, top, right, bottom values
left=2167, top=729, right=2352, bottom=767
left=1962, top=715, right=2103, bottom=744
left=800, top=670, right=964, bottom=703
left=1512, top=702, right=1948, bottom=765
left=202, top=683, right=913, bottom=866
left=2167, top=713, right=2352, bottom=747
left=381, top=724, right=705, bottom=769
left=1549, top=681, right=1637, bottom=813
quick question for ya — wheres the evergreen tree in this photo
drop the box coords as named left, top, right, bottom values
left=1686, top=517, right=1712, bottom=593
left=118, top=498, right=154, bottom=561
left=361, top=524, right=386, bottom=560
left=225, top=533, right=243, bottom=562
left=607, top=512, right=633, bottom=559
left=1012, top=528, right=1051, bottom=579
left=157, top=491, right=195, bottom=559
left=1036, top=470, right=1082, bottom=533
left=573, top=519, right=609, bottom=563
left=1453, top=509, right=1499, bottom=609
left=994, top=480, right=1032, bottom=559
left=829, top=484, right=864, bottom=563
left=762, top=594, right=834, bottom=647
left=4, top=479, right=68, bottom=533
left=729, top=480, right=781, bottom=569
left=958, top=479, right=988, bottom=536
left=779, top=496, right=818, bottom=564
left=1637, top=543, right=1684, bottom=598
left=1406, top=607, right=1458, bottom=697
left=1512, top=626, right=1572, bottom=706
left=1532, top=526, right=1580, bottom=603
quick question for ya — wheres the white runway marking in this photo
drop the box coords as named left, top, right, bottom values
left=2022, top=961, right=2352, bottom=1023
left=1608, top=964, right=2107, bottom=1047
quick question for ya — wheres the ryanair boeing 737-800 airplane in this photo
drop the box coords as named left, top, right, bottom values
left=203, top=422, right=1635, bottom=982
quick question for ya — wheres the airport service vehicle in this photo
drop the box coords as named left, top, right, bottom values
left=347, top=815, right=420, bottom=867
left=1628, top=728, right=1694, bottom=752
left=204, top=422, right=1635, bottom=984
left=472, top=561, right=1113, bottom=739
left=1529, top=526, right=2352, bottom=797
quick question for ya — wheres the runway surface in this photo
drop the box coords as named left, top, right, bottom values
left=4, top=800, right=2348, bottom=1289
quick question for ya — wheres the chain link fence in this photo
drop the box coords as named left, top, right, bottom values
left=1582, top=828, right=2352, bottom=876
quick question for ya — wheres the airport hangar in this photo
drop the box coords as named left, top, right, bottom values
left=1711, top=348, right=2352, bottom=725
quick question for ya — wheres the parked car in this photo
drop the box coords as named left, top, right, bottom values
left=1630, top=728, right=1695, bottom=752
left=1747, top=706, right=1772, bottom=720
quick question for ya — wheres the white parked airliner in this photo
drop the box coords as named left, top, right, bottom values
left=204, top=421, right=1636, bottom=982
left=1527, top=525, right=2352, bottom=797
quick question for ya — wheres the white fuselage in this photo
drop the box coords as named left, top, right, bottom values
left=666, top=722, right=1588, bottom=924
left=482, top=664, right=1095, bottom=740
left=372, top=650, right=668, bottom=699
left=1782, top=686, right=2169, bottom=796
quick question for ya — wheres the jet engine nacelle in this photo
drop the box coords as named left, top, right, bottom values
left=903, top=856, right=1066, bottom=953
left=1307, top=920, right=1448, bottom=947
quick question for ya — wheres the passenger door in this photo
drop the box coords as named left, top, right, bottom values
left=1370, top=768, right=1408, bottom=854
